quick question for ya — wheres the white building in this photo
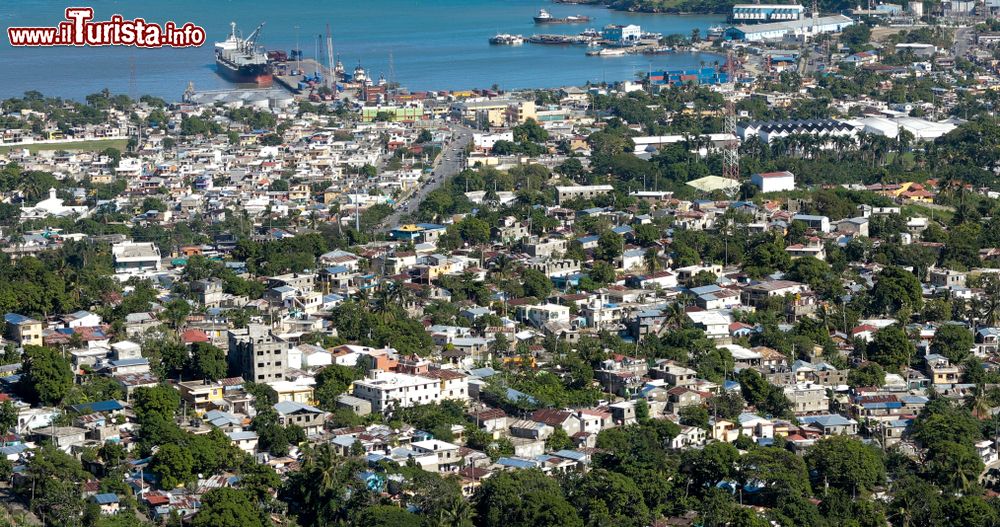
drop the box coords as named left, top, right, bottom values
left=751, top=171, right=795, bottom=193
left=112, top=241, right=161, bottom=275
left=725, top=14, right=854, bottom=42
left=732, top=4, right=806, bottom=21
left=555, top=185, right=614, bottom=204
left=20, top=188, right=89, bottom=220
left=353, top=371, right=442, bottom=413
left=518, top=304, right=571, bottom=328
left=473, top=131, right=515, bottom=151
left=850, top=116, right=958, bottom=141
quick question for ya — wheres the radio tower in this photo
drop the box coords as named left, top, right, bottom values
left=722, top=51, right=740, bottom=182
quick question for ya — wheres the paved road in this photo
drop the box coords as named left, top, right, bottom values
left=378, top=123, right=475, bottom=231
left=953, top=26, right=974, bottom=58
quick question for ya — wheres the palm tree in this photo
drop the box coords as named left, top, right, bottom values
left=372, top=287, right=394, bottom=322
left=967, top=384, right=992, bottom=420
left=441, top=496, right=475, bottom=527
left=978, top=275, right=1000, bottom=327
left=644, top=248, right=660, bottom=275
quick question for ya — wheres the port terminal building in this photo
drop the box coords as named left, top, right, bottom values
left=731, top=4, right=806, bottom=22
left=724, top=14, right=854, bottom=42
left=602, top=24, right=642, bottom=44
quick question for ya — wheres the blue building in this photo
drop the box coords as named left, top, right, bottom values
left=649, top=67, right=730, bottom=87
left=602, top=24, right=642, bottom=44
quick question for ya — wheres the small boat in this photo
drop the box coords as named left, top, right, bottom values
left=586, top=47, right=627, bottom=56
left=534, top=9, right=592, bottom=24
left=642, top=46, right=674, bottom=55
left=489, top=33, right=525, bottom=45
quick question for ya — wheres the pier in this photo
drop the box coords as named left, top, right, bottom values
left=271, top=58, right=334, bottom=94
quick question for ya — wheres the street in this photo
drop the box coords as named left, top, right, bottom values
left=377, top=122, right=475, bottom=231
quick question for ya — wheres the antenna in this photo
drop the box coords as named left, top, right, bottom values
left=722, top=51, right=740, bottom=183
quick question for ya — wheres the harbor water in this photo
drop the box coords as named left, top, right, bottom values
left=0, top=0, right=725, bottom=101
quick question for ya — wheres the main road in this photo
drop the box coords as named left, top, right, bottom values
left=377, top=122, right=475, bottom=231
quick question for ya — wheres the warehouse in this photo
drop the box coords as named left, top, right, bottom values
left=737, top=119, right=858, bottom=144
left=731, top=4, right=806, bottom=22
left=724, top=15, right=854, bottom=42
left=849, top=116, right=959, bottom=141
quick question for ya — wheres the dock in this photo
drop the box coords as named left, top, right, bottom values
left=271, top=58, right=334, bottom=94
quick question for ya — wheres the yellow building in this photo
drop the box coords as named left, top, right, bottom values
left=4, top=314, right=43, bottom=347
left=269, top=380, right=315, bottom=405
left=177, top=380, right=225, bottom=415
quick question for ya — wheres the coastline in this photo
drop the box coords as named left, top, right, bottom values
left=553, top=0, right=731, bottom=16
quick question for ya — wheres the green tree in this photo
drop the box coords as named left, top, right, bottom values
left=132, top=384, right=180, bottom=423
left=191, top=488, right=266, bottom=527
left=473, top=469, right=582, bottom=527
left=189, top=342, right=227, bottom=381
left=565, top=469, right=651, bottom=527
left=522, top=268, right=553, bottom=299
left=596, top=231, right=624, bottom=263
left=152, top=443, right=194, bottom=488
left=0, top=400, right=18, bottom=435
left=545, top=427, right=574, bottom=452
left=314, top=364, right=360, bottom=411
left=869, top=266, right=922, bottom=316
left=848, top=362, right=885, bottom=388
left=867, top=325, right=915, bottom=372
left=930, top=324, right=974, bottom=364
left=806, top=436, right=885, bottom=495
left=18, top=345, right=73, bottom=406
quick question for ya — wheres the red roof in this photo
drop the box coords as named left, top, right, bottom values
left=180, top=329, right=210, bottom=344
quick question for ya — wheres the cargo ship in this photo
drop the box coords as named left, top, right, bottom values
left=534, top=9, right=592, bottom=24
left=215, top=22, right=274, bottom=86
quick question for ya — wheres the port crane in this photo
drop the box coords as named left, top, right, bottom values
left=241, top=22, right=266, bottom=53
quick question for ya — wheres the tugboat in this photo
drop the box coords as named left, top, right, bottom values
left=533, top=9, right=592, bottom=24
left=215, top=22, right=274, bottom=86
left=353, top=63, right=371, bottom=86
left=489, top=33, right=525, bottom=45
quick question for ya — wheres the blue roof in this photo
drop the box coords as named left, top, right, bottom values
left=792, top=214, right=827, bottom=221
left=324, top=265, right=349, bottom=274
left=69, top=400, right=124, bottom=414
left=4, top=313, right=33, bottom=325
left=93, top=493, right=119, bottom=504
left=109, top=358, right=149, bottom=367
left=415, top=223, right=446, bottom=230
left=468, top=367, right=497, bottom=379
left=0, top=444, right=28, bottom=456
left=552, top=449, right=587, bottom=461
left=801, top=414, right=855, bottom=427
left=505, top=388, right=538, bottom=405
left=497, top=457, right=538, bottom=469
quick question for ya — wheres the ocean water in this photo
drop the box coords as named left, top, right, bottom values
left=0, top=0, right=725, bottom=101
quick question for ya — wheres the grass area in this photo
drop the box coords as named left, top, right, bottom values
left=0, top=138, right=128, bottom=155
left=903, top=203, right=954, bottom=224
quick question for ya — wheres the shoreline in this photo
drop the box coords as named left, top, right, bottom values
left=553, top=0, right=731, bottom=16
